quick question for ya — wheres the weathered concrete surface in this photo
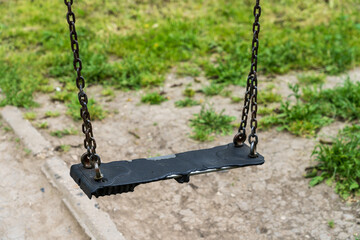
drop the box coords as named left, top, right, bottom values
left=0, top=107, right=126, bottom=240
left=1, top=106, right=51, bottom=155
left=0, top=121, right=87, bottom=240
left=42, top=157, right=126, bottom=240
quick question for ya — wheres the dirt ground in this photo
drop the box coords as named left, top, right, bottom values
left=0, top=121, right=88, bottom=240
left=3, top=69, right=360, bottom=239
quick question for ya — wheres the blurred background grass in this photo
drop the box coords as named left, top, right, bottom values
left=0, top=0, right=359, bottom=107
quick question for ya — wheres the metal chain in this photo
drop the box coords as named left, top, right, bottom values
left=233, top=0, right=261, bottom=157
left=63, top=0, right=103, bottom=179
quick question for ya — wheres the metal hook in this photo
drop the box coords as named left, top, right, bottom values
left=248, top=141, right=258, bottom=158
left=94, top=162, right=103, bottom=181
left=81, top=152, right=92, bottom=169
left=233, top=131, right=246, bottom=147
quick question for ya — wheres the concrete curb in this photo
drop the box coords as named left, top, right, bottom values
left=42, top=157, right=125, bottom=240
left=1, top=106, right=125, bottom=240
left=1, top=106, right=51, bottom=155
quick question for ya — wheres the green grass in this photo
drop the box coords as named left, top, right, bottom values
left=49, top=83, right=106, bottom=121
left=260, top=101, right=334, bottom=137
left=23, top=112, right=37, bottom=121
left=260, top=79, right=360, bottom=136
left=59, top=144, right=70, bottom=152
left=0, top=0, right=359, bottom=107
left=297, top=72, right=326, bottom=85
left=36, top=121, right=49, bottom=129
left=202, top=84, right=225, bottom=96
left=50, top=127, right=78, bottom=138
left=51, top=90, right=73, bottom=102
left=307, top=124, right=360, bottom=199
left=3, top=126, right=12, bottom=132
left=265, top=83, right=276, bottom=91
left=258, top=107, right=274, bottom=115
left=220, top=89, right=232, bottom=97
left=24, top=148, right=32, bottom=155
left=101, top=88, right=115, bottom=98
left=0, top=63, right=38, bottom=108
left=258, top=91, right=282, bottom=104
left=45, top=111, right=60, bottom=118
left=175, top=98, right=200, bottom=108
left=328, top=220, right=335, bottom=229
left=141, top=92, right=168, bottom=105
left=66, top=97, right=106, bottom=121
left=38, top=85, right=55, bottom=93
left=231, top=96, right=242, bottom=103
left=183, top=88, right=196, bottom=98
left=190, top=106, right=235, bottom=141
left=177, top=63, right=201, bottom=77
left=303, top=79, right=360, bottom=120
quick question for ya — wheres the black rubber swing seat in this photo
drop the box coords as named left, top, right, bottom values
left=70, top=143, right=264, bottom=199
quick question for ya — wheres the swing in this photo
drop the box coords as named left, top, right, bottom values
left=64, top=0, right=264, bottom=199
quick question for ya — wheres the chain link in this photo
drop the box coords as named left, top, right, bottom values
left=234, top=0, right=261, bottom=157
left=63, top=0, right=260, bottom=163
left=64, top=0, right=102, bottom=172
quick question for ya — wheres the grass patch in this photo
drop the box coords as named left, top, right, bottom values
left=50, top=84, right=106, bottom=121
left=58, top=144, right=71, bottom=152
left=175, top=98, right=200, bottom=108
left=3, top=126, right=12, bottom=132
left=101, top=88, right=115, bottom=97
left=265, top=83, right=276, bottom=91
left=258, top=91, right=282, bottom=104
left=0, top=63, right=38, bottom=108
left=260, top=79, right=360, bottom=136
left=51, top=91, right=73, bottom=102
left=220, top=89, right=232, bottom=97
left=0, top=0, right=359, bottom=106
left=23, top=112, right=37, bottom=121
left=260, top=101, right=334, bottom=137
left=297, top=72, right=326, bottom=85
left=141, top=92, right=168, bottom=105
left=302, top=79, right=360, bottom=120
left=231, top=96, right=242, bottom=103
left=36, top=121, right=49, bottom=129
left=183, top=88, right=196, bottom=98
left=24, top=148, right=32, bottom=155
left=328, top=220, right=335, bottom=229
left=190, top=106, right=235, bottom=141
left=258, top=107, right=274, bottom=116
left=67, top=97, right=106, bottom=121
left=306, top=124, right=360, bottom=199
left=177, top=63, right=201, bottom=77
left=38, top=85, right=55, bottom=93
left=45, top=111, right=60, bottom=118
left=50, top=127, right=78, bottom=138
left=202, top=84, right=225, bottom=96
